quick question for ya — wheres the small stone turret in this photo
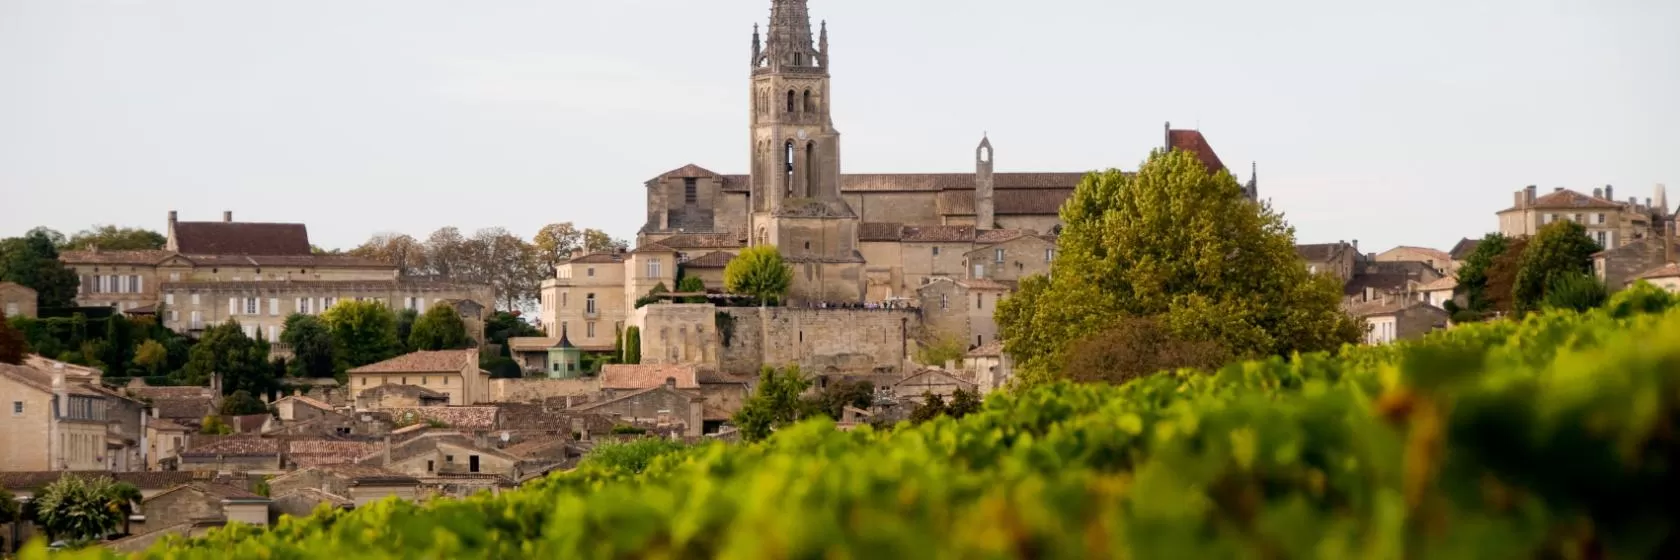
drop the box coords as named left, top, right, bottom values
left=975, top=135, right=995, bottom=230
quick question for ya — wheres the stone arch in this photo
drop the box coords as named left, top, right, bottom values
left=803, top=89, right=815, bottom=114
left=806, top=141, right=819, bottom=197
left=786, top=90, right=796, bottom=113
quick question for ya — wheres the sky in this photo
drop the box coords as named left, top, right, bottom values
left=2, top=0, right=1677, bottom=254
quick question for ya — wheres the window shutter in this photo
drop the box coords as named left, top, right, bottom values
left=137, top=276, right=143, bottom=293
left=269, top=298, right=280, bottom=316
left=229, top=298, right=238, bottom=317
left=295, top=298, right=302, bottom=314
left=417, top=298, right=426, bottom=313
left=79, top=275, right=88, bottom=294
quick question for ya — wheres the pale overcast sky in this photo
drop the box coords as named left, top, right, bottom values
left=2, top=0, right=1676, bottom=253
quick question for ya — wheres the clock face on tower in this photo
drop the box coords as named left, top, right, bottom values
left=796, top=129, right=809, bottom=141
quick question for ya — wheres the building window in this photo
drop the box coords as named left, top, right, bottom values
left=940, top=294, right=948, bottom=310
left=587, top=322, right=596, bottom=338
left=587, top=267, right=595, bottom=277
left=191, top=293, right=200, bottom=305
left=562, top=292, right=568, bottom=307
left=585, top=294, right=596, bottom=314
left=1596, top=213, right=1606, bottom=224
left=932, top=247, right=941, bottom=257
left=361, top=377, right=367, bottom=386
left=165, top=293, right=174, bottom=305
left=684, top=178, right=698, bottom=204
left=11, top=401, right=21, bottom=415
left=427, top=460, right=435, bottom=473
left=648, top=258, right=662, bottom=278
left=1596, top=231, right=1609, bottom=247
left=245, top=298, right=258, bottom=315
left=995, top=248, right=1005, bottom=263
left=444, top=377, right=449, bottom=385
left=1046, top=249, right=1055, bottom=262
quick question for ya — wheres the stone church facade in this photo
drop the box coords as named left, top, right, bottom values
left=546, top=0, right=1255, bottom=362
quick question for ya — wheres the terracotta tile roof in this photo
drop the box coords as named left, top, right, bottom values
left=148, top=418, right=193, bottom=432
left=272, top=487, right=354, bottom=510
left=957, top=278, right=1013, bottom=291
left=1419, top=276, right=1458, bottom=292
left=158, top=279, right=479, bottom=294
left=937, top=190, right=975, bottom=215
left=631, top=243, right=678, bottom=254
left=152, top=397, right=216, bottom=419
left=966, top=340, right=1004, bottom=358
left=127, top=386, right=216, bottom=400
left=1296, top=242, right=1352, bottom=261
left=573, top=385, right=697, bottom=413
left=858, top=222, right=905, bottom=242
left=173, top=220, right=312, bottom=255
left=974, top=229, right=1036, bottom=245
left=288, top=439, right=380, bottom=457
left=652, top=164, right=725, bottom=181
left=1523, top=189, right=1623, bottom=211
left=995, top=189, right=1072, bottom=215
left=1383, top=246, right=1453, bottom=264
left=681, top=251, right=736, bottom=269
left=192, top=482, right=268, bottom=501
left=499, top=437, right=575, bottom=460
left=1449, top=238, right=1482, bottom=261
left=0, top=362, right=52, bottom=392
left=357, top=384, right=449, bottom=401
left=1167, top=129, right=1228, bottom=174
left=385, top=407, right=500, bottom=430
left=0, top=471, right=197, bottom=492
left=494, top=403, right=614, bottom=431
left=895, top=369, right=978, bottom=391
left=1346, top=299, right=1440, bottom=318
left=656, top=233, right=744, bottom=249
left=349, top=349, right=478, bottom=374
left=600, top=364, right=700, bottom=390
left=565, top=253, right=626, bottom=265
left=1637, top=263, right=1680, bottom=280
left=181, top=435, right=282, bottom=457
left=901, top=225, right=976, bottom=243
left=276, top=394, right=336, bottom=412
left=230, top=414, right=270, bottom=433
left=58, top=249, right=173, bottom=265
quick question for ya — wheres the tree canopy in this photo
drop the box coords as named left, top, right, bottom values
left=1514, top=220, right=1601, bottom=314
left=32, top=475, right=125, bottom=543
left=0, top=311, right=27, bottom=365
left=0, top=229, right=80, bottom=308
left=996, top=149, right=1359, bottom=386
left=1454, top=233, right=1510, bottom=313
left=533, top=222, right=583, bottom=268
left=219, top=389, right=269, bottom=416
left=1542, top=271, right=1608, bottom=313
left=409, top=305, right=471, bottom=351
left=320, top=300, right=401, bottom=370
left=182, top=320, right=271, bottom=394
left=724, top=246, right=793, bottom=306
left=62, top=225, right=166, bottom=251
left=733, top=366, right=812, bottom=442
left=281, top=314, right=338, bottom=379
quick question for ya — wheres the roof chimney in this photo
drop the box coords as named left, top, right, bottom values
left=1605, top=185, right=1615, bottom=203
left=1524, top=185, right=1537, bottom=204
left=1593, top=187, right=1604, bottom=199
left=223, top=211, right=233, bottom=223
left=168, top=210, right=178, bottom=227
left=1553, top=187, right=1564, bottom=193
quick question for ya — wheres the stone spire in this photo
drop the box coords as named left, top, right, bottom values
left=761, top=0, right=821, bottom=71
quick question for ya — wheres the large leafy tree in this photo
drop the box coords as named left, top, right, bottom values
left=105, top=482, right=141, bottom=536
left=62, top=225, right=166, bottom=251
left=183, top=320, right=271, bottom=393
left=0, top=310, right=27, bottom=364
left=1482, top=236, right=1530, bottom=315
left=219, top=389, right=269, bottom=415
left=461, top=227, right=546, bottom=310
left=533, top=222, right=583, bottom=268
left=422, top=227, right=469, bottom=280
left=281, top=314, right=338, bottom=379
left=1060, top=316, right=1232, bottom=386
left=1454, top=233, right=1510, bottom=312
left=409, top=305, right=471, bottom=351
left=733, top=366, right=813, bottom=442
left=582, top=229, right=627, bottom=254
left=32, top=475, right=123, bottom=543
left=348, top=233, right=428, bottom=277
left=724, top=246, right=793, bottom=306
left=320, top=300, right=401, bottom=370
left=133, top=339, right=168, bottom=374
left=1542, top=271, right=1608, bottom=312
left=0, top=229, right=80, bottom=308
left=997, top=149, right=1360, bottom=386
left=1514, top=220, right=1601, bottom=314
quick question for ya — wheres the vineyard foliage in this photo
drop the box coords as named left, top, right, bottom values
left=32, top=284, right=1680, bottom=558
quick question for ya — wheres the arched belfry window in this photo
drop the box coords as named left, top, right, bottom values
left=784, top=141, right=796, bottom=194
left=980, top=146, right=992, bottom=163
left=803, top=90, right=815, bottom=114
left=786, top=90, right=796, bottom=113
left=806, top=141, right=819, bottom=196
left=793, top=53, right=803, bottom=66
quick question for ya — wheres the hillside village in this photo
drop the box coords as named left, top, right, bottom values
left=2, top=0, right=1677, bottom=554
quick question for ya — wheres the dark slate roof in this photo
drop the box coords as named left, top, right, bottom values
left=1449, top=238, right=1482, bottom=261
left=152, top=397, right=215, bottom=419
left=173, top=221, right=312, bottom=255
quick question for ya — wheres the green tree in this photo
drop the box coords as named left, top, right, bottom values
left=676, top=275, right=707, bottom=303
left=200, top=415, right=234, bottom=435
left=1060, top=316, right=1232, bottom=386
left=908, top=393, right=949, bottom=424
left=1454, top=233, right=1510, bottom=312
left=409, top=305, right=471, bottom=351
left=732, top=366, right=812, bottom=442
left=347, top=233, right=428, bottom=277
left=394, top=308, right=419, bottom=352
left=622, top=326, right=641, bottom=364
left=320, top=300, right=401, bottom=370
left=915, top=336, right=967, bottom=367
left=0, top=310, right=27, bottom=364
left=634, top=282, right=670, bottom=309
left=183, top=320, right=271, bottom=394
left=1482, top=237, right=1530, bottom=316
left=133, top=339, right=168, bottom=374
left=32, top=475, right=123, bottom=543
left=484, top=311, right=542, bottom=356
left=582, top=229, right=627, bottom=254
left=996, top=150, right=1360, bottom=385
left=0, top=229, right=80, bottom=308
left=806, top=379, right=874, bottom=420
left=724, top=245, right=793, bottom=306
left=1514, top=220, right=1601, bottom=314
left=62, top=225, right=166, bottom=251
left=105, top=482, right=142, bottom=536
left=533, top=222, right=583, bottom=268
left=947, top=388, right=982, bottom=419
left=1542, top=271, right=1609, bottom=312
left=219, top=390, right=269, bottom=416
left=281, top=314, right=338, bottom=379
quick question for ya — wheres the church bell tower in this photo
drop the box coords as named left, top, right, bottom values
left=747, top=0, right=864, bottom=303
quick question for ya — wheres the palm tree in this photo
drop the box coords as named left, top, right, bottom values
left=103, top=482, right=141, bottom=537
left=32, top=475, right=122, bottom=545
